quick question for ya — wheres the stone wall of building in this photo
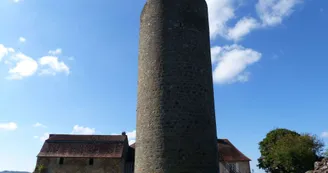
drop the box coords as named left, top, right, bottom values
left=35, top=157, right=124, bottom=173
left=219, top=161, right=251, bottom=173
left=306, top=158, right=328, bottom=173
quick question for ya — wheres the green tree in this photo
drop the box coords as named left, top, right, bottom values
left=258, top=128, right=324, bottom=173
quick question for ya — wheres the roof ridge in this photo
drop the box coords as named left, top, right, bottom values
left=49, top=134, right=124, bottom=136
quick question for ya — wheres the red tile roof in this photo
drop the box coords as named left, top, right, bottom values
left=217, top=139, right=251, bottom=162
left=129, top=139, right=251, bottom=162
left=37, top=134, right=127, bottom=158
left=38, top=135, right=250, bottom=162
left=47, top=134, right=126, bottom=141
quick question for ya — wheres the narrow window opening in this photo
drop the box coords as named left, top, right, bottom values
left=227, top=163, right=236, bottom=172
left=89, top=158, right=94, bottom=165
left=59, top=157, right=64, bottom=165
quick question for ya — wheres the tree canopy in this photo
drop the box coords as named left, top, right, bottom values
left=258, top=128, right=324, bottom=173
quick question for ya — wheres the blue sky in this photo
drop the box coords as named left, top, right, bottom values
left=0, top=0, right=327, bottom=172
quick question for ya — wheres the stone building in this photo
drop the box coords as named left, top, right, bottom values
left=35, top=134, right=251, bottom=173
left=34, top=133, right=134, bottom=173
left=217, top=139, right=251, bottom=173
left=130, top=139, right=251, bottom=173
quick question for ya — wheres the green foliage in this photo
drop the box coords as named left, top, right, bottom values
left=258, top=128, right=324, bottom=173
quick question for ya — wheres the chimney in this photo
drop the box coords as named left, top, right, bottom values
left=122, top=131, right=126, bottom=136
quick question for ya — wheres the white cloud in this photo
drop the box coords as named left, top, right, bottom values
left=13, top=0, right=21, bottom=3
left=5, top=52, right=70, bottom=79
left=19, top=37, right=26, bottom=43
left=33, top=122, right=47, bottom=128
left=206, top=0, right=302, bottom=41
left=228, top=17, right=260, bottom=41
left=256, top=0, right=302, bottom=26
left=206, top=0, right=259, bottom=41
left=48, top=48, right=62, bottom=55
left=210, top=46, right=222, bottom=64
left=0, top=122, right=18, bottom=131
left=126, top=130, right=136, bottom=144
left=7, top=53, right=38, bottom=80
left=126, top=130, right=136, bottom=139
left=39, top=56, right=70, bottom=76
left=0, top=44, right=14, bottom=61
left=129, top=139, right=135, bottom=145
left=71, top=125, right=96, bottom=135
left=321, top=131, right=328, bottom=138
left=39, top=133, right=50, bottom=141
left=1, top=43, right=71, bottom=79
left=8, top=48, right=15, bottom=53
left=207, top=0, right=235, bottom=39
left=34, top=133, right=51, bottom=142
left=236, top=72, right=251, bottom=82
left=211, top=44, right=261, bottom=84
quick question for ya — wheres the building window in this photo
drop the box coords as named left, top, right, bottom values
left=59, top=157, right=64, bottom=165
left=227, top=163, right=237, bottom=172
left=89, top=158, right=94, bottom=165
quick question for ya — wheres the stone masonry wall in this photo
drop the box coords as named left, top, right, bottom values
left=219, top=162, right=251, bottom=173
left=308, top=158, right=328, bottom=173
left=35, top=157, right=124, bottom=173
left=136, top=0, right=219, bottom=172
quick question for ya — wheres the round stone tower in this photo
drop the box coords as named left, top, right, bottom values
left=135, top=0, right=219, bottom=172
